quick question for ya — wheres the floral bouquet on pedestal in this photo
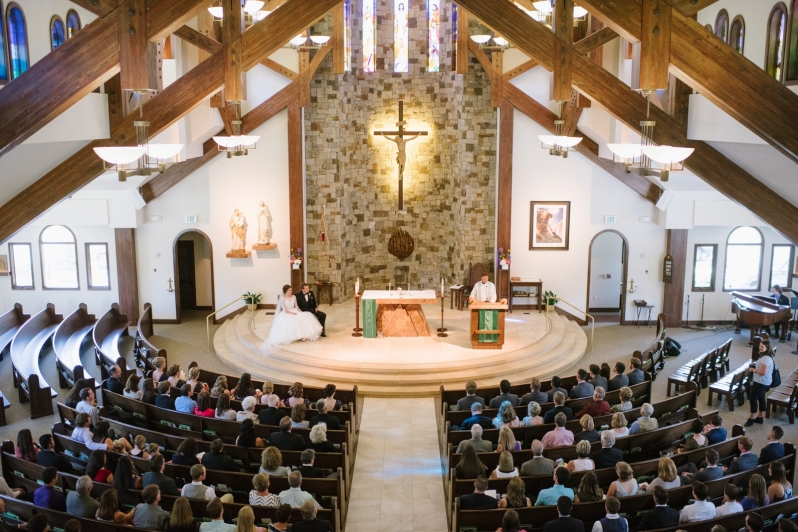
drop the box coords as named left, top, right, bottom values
left=498, top=248, right=511, bottom=270
left=290, top=248, right=303, bottom=270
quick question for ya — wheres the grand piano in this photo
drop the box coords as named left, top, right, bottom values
left=731, top=291, right=791, bottom=346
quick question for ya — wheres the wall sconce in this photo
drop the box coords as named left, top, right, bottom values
left=167, top=278, right=174, bottom=292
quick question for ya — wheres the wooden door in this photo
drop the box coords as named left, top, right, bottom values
left=177, top=240, right=196, bottom=309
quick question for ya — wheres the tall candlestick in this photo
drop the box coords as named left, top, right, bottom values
left=441, top=277, right=444, bottom=296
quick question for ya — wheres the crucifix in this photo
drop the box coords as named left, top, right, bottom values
left=374, top=100, right=428, bottom=210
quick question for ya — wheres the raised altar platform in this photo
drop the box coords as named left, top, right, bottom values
left=361, top=289, right=438, bottom=337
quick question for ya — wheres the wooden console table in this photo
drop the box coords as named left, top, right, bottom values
left=509, top=279, right=543, bottom=313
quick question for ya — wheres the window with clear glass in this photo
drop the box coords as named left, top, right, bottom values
left=86, top=243, right=110, bottom=290
left=9, top=243, right=33, bottom=289
left=715, top=9, right=729, bottom=43
left=766, top=3, right=788, bottom=82
left=40, top=225, right=79, bottom=289
left=363, top=0, right=376, bottom=73
left=769, top=244, right=793, bottom=289
left=724, top=226, right=763, bottom=291
left=7, top=3, right=29, bottom=79
left=692, top=244, right=717, bottom=292
left=51, top=16, right=65, bottom=50
left=730, top=16, right=744, bottom=54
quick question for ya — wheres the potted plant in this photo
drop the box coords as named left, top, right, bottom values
left=498, top=248, right=511, bottom=270
left=543, top=290, right=559, bottom=312
left=243, top=292, right=262, bottom=312
left=290, top=248, right=303, bottom=270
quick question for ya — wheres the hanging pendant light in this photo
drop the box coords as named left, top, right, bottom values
left=212, top=102, right=260, bottom=158
left=538, top=102, right=583, bottom=158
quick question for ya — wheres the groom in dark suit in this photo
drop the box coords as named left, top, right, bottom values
left=297, top=283, right=326, bottom=337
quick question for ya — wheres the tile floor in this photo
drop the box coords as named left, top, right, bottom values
left=345, top=397, right=449, bottom=532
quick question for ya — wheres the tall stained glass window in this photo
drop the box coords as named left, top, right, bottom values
left=51, top=16, right=65, bottom=50
left=363, top=0, right=376, bottom=73
left=0, top=1, right=7, bottom=81
left=451, top=3, right=458, bottom=71
left=428, top=0, right=441, bottom=72
left=7, top=3, right=29, bottom=80
left=394, top=0, right=409, bottom=72
left=344, top=0, right=351, bottom=72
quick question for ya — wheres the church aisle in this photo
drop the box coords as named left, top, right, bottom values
left=345, top=397, right=448, bottom=531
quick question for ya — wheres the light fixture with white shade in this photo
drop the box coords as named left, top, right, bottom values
left=469, top=34, right=510, bottom=50
left=208, top=2, right=268, bottom=26
left=242, top=0, right=264, bottom=14
left=208, top=6, right=223, bottom=18
left=290, top=35, right=308, bottom=46
left=470, top=34, right=491, bottom=44
left=493, top=36, right=509, bottom=47
left=529, top=1, right=587, bottom=25
left=292, top=34, right=332, bottom=50
left=538, top=102, right=582, bottom=158
left=93, top=147, right=146, bottom=166
left=212, top=102, right=259, bottom=158
left=309, top=35, right=331, bottom=45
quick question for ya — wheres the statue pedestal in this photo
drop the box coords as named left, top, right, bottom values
left=226, top=250, right=251, bottom=258
left=252, top=243, right=277, bottom=251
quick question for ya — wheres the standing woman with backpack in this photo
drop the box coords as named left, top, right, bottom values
left=746, top=333, right=777, bottom=427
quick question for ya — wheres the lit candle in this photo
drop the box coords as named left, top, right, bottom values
left=441, top=277, right=444, bottom=296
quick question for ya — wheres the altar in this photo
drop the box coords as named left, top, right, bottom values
left=360, top=290, right=438, bottom=337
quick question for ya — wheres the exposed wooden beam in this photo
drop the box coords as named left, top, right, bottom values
left=456, top=8, right=469, bottom=75
left=513, top=0, right=534, bottom=10
left=332, top=2, right=345, bottom=74
left=288, top=99, right=305, bottom=280
left=578, top=0, right=798, bottom=164
left=263, top=0, right=291, bottom=9
left=663, top=229, right=687, bottom=328
left=174, top=24, right=223, bottom=55
left=491, top=50, right=504, bottom=108
left=497, top=100, right=513, bottom=270
left=639, top=0, right=672, bottom=91
left=468, top=40, right=492, bottom=73
left=667, top=72, right=691, bottom=132
left=587, top=16, right=606, bottom=65
left=551, top=0, right=574, bottom=102
left=665, top=0, right=718, bottom=17
left=298, top=49, right=310, bottom=108
left=146, top=0, right=216, bottom=42
left=115, top=228, right=140, bottom=323
left=260, top=58, right=298, bottom=80
left=503, top=59, right=538, bottom=80
left=118, top=0, right=148, bottom=91
left=222, top=0, right=245, bottom=102
left=105, top=74, right=125, bottom=128
left=572, top=25, right=618, bottom=55
left=69, top=0, right=122, bottom=17
left=308, top=43, right=333, bottom=79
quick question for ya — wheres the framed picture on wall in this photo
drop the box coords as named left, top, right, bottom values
left=0, top=255, right=8, bottom=276
left=530, top=201, right=570, bottom=250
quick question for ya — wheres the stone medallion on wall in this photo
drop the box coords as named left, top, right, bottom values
left=388, top=228, right=414, bottom=260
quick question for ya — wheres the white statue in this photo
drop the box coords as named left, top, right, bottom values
left=229, top=209, right=247, bottom=251
left=256, top=202, right=272, bottom=244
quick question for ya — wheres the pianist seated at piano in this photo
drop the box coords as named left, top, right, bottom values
left=731, top=290, right=792, bottom=345
left=765, top=286, right=791, bottom=340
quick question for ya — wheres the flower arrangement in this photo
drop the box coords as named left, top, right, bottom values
left=290, top=248, right=303, bottom=265
left=498, top=247, right=511, bottom=267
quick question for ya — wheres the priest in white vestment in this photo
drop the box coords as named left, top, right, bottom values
left=469, top=273, right=497, bottom=303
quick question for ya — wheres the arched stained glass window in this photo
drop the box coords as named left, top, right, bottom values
left=765, top=3, right=788, bottom=82
left=715, top=9, right=729, bottom=43
left=66, top=9, right=80, bottom=39
left=0, top=1, right=7, bottom=82
left=787, top=0, right=798, bottom=81
left=6, top=3, right=29, bottom=79
left=724, top=226, right=764, bottom=292
left=51, top=15, right=65, bottom=50
left=730, top=16, right=744, bottom=54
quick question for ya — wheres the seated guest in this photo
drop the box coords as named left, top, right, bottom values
left=744, top=513, right=765, bottom=532
left=154, top=381, right=175, bottom=410
left=194, top=391, right=215, bottom=417
left=590, top=431, right=623, bottom=469
left=37, top=434, right=72, bottom=472
left=768, top=462, right=793, bottom=502
left=258, top=394, right=285, bottom=426
left=186, top=367, right=207, bottom=395
left=309, top=399, right=341, bottom=430
left=320, top=383, right=342, bottom=412
left=637, top=486, right=679, bottom=530
left=521, top=402, right=544, bottom=427
left=260, top=447, right=292, bottom=476
left=27, top=516, right=49, bottom=532
left=565, top=440, right=595, bottom=472
left=77, top=388, right=100, bottom=427
left=547, top=376, right=568, bottom=401
left=489, top=380, right=519, bottom=408
left=234, top=373, right=262, bottom=401
left=628, top=403, right=657, bottom=434
left=742, top=474, right=769, bottom=510
left=610, top=412, right=629, bottom=438
left=113, top=456, right=142, bottom=507
left=520, top=440, right=554, bottom=476
left=714, top=483, right=743, bottom=517
left=259, top=381, right=283, bottom=406
left=779, top=521, right=798, bottom=532
left=182, top=464, right=220, bottom=501
left=606, top=462, right=638, bottom=498
left=679, top=481, right=715, bottom=523
left=34, top=467, right=65, bottom=511
left=498, top=509, right=522, bottom=532
left=96, top=489, right=134, bottom=524
left=237, top=419, right=265, bottom=448
left=760, top=426, right=786, bottom=464
left=71, top=413, right=112, bottom=451
left=576, top=387, right=610, bottom=418
left=610, top=387, right=633, bottom=413
left=66, top=475, right=98, bottom=518
left=166, top=364, right=184, bottom=388
left=291, top=404, right=309, bottom=429
left=520, top=378, right=549, bottom=406
left=210, top=376, right=229, bottom=398
left=123, top=374, right=142, bottom=399
left=679, top=419, right=707, bottom=453
left=152, top=357, right=168, bottom=382
left=455, top=444, right=489, bottom=479
left=167, top=497, right=195, bottom=532
left=86, top=450, right=114, bottom=483
left=134, top=485, right=170, bottom=531
left=589, top=365, right=608, bottom=392
left=725, top=437, right=758, bottom=474
left=500, top=477, right=531, bottom=508
left=460, top=475, right=499, bottom=510
left=237, top=396, right=259, bottom=423
left=627, top=358, right=645, bottom=386
left=269, top=417, right=307, bottom=451
left=543, top=392, right=574, bottom=424
left=250, top=473, right=279, bottom=506
left=141, top=378, right=157, bottom=405
left=174, top=384, right=197, bottom=413
left=569, top=369, right=594, bottom=399
left=299, top=449, right=325, bottom=479
left=535, top=467, right=573, bottom=505
left=494, top=401, right=521, bottom=429
left=293, top=499, right=333, bottom=532
left=65, top=379, right=92, bottom=409
left=287, top=381, right=309, bottom=408
left=265, top=504, right=291, bottom=532
left=456, top=425, right=493, bottom=453
left=129, top=435, right=150, bottom=459
left=93, top=420, right=131, bottom=452
left=171, top=437, right=200, bottom=467
left=309, top=423, right=337, bottom=453
left=541, top=413, right=574, bottom=449
left=491, top=451, right=519, bottom=479
left=542, top=496, right=583, bottom=532
left=278, top=471, right=321, bottom=510
left=640, top=457, right=680, bottom=492
left=143, top=454, right=180, bottom=496
left=680, top=448, right=723, bottom=484
left=574, top=415, right=600, bottom=443
left=460, top=402, right=493, bottom=431
left=592, top=496, right=627, bottom=532
left=704, top=415, right=727, bottom=445
left=455, top=380, right=486, bottom=411
left=199, top=498, right=236, bottom=532
left=214, top=392, right=237, bottom=420
left=574, top=472, right=604, bottom=503
left=496, top=426, right=521, bottom=452
left=105, top=365, right=125, bottom=395
left=202, top=438, right=240, bottom=472
left=608, top=362, right=629, bottom=391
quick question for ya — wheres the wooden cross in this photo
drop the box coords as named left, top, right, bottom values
left=374, top=100, right=428, bottom=210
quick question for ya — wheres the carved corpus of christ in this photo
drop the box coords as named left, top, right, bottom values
left=374, top=100, right=428, bottom=210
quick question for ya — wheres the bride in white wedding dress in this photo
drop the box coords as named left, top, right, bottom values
left=261, top=285, right=323, bottom=351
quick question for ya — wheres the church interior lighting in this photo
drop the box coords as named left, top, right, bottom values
left=212, top=102, right=260, bottom=158
left=538, top=102, right=583, bottom=158
left=530, top=1, right=587, bottom=25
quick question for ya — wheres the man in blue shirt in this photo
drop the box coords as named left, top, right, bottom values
left=459, top=402, right=493, bottom=431
left=704, top=415, right=726, bottom=445
left=174, top=384, right=197, bottom=413
left=33, top=467, right=65, bottom=512
left=535, top=467, right=574, bottom=506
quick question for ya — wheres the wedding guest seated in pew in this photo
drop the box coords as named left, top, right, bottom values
left=589, top=365, right=608, bottom=392
left=574, top=415, right=600, bottom=444
left=741, top=474, right=769, bottom=510
left=520, top=378, right=549, bottom=406
left=234, top=373, right=262, bottom=402
left=494, top=402, right=521, bottom=429
left=521, top=402, right=544, bottom=427
left=270, top=417, right=307, bottom=451
left=202, top=438, right=240, bottom=472
left=76, top=389, right=100, bottom=427
left=309, top=423, right=337, bottom=453
left=114, top=456, right=142, bottom=507
left=96, top=489, right=134, bottom=524
left=186, top=367, right=208, bottom=395
left=520, top=440, right=554, bottom=477
left=0, top=498, right=29, bottom=532
left=490, top=380, right=519, bottom=409
left=143, top=455, right=180, bottom=496
left=152, top=357, right=168, bottom=383
left=264, top=504, right=290, bottom=532
left=760, top=426, right=786, bottom=465
left=182, top=464, right=234, bottom=502
left=609, top=362, right=629, bottom=391
left=460, top=403, right=493, bottom=431
left=543, top=392, right=573, bottom=424
left=457, top=425, right=493, bottom=453
left=574, top=472, right=604, bottom=503
left=259, top=382, right=283, bottom=407
left=210, top=376, right=230, bottom=398
left=298, top=450, right=326, bottom=479
left=292, top=498, right=333, bottom=532
left=781, top=520, right=798, bottom=532
left=497, top=426, right=521, bottom=452
left=725, top=437, right=758, bottom=474
left=65, top=379, right=93, bottom=409
left=171, top=438, right=200, bottom=467
left=34, top=467, right=65, bottom=512
left=569, top=370, right=594, bottom=399
left=610, top=387, right=633, bottom=414
left=166, top=364, right=185, bottom=388
left=129, top=435, right=150, bottom=459
left=497, top=509, right=522, bottom=532
left=106, top=366, right=125, bottom=395
left=542, top=496, right=583, bottom=532
left=237, top=397, right=259, bottom=423
left=166, top=497, right=194, bottom=532
left=200, top=498, right=236, bottom=532
left=744, top=513, right=765, bottom=532
left=456, top=445, right=489, bottom=480
left=499, top=477, right=530, bottom=508
left=590, top=431, right=622, bottom=470
left=71, top=414, right=112, bottom=451
left=576, top=387, right=610, bottom=418
left=490, top=451, right=519, bottom=479
left=565, top=441, right=595, bottom=472
left=678, top=419, right=707, bottom=453
left=455, top=380, right=486, bottom=412
left=259, top=395, right=284, bottom=426
left=291, top=405, right=309, bottom=429
left=628, top=404, right=657, bottom=435
left=591, top=496, right=627, bottom=532
left=535, top=467, right=573, bottom=505
left=215, top=393, right=237, bottom=421
left=610, top=413, right=629, bottom=438
left=704, top=415, right=727, bottom=445
left=320, top=384, right=341, bottom=412
left=237, top=419, right=265, bottom=449
left=278, top=472, right=321, bottom=510
left=16, top=430, right=39, bottom=464
left=250, top=473, right=279, bottom=506
left=86, top=451, right=114, bottom=483
left=141, top=379, right=157, bottom=405
left=134, top=485, right=170, bottom=531
left=155, top=381, right=176, bottom=410
left=627, top=358, right=645, bottom=386
left=309, top=399, right=341, bottom=430
left=541, top=413, right=574, bottom=449
left=547, top=377, right=568, bottom=402
left=680, top=448, right=723, bottom=484
left=606, top=462, right=638, bottom=498
left=37, top=434, right=72, bottom=472
left=460, top=475, right=498, bottom=510
left=287, top=382, right=309, bottom=408
left=260, top=447, right=291, bottom=477
left=65, top=476, right=98, bottom=519
left=715, top=484, right=744, bottom=517
left=94, top=421, right=131, bottom=452
left=174, top=384, right=197, bottom=414
left=679, top=481, right=715, bottom=523
left=194, top=391, right=215, bottom=418
left=768, top=462, right=793, bottom=502
left=640, top=457, right=680, bottom=492
left=27, top=515, right=49, bottom=532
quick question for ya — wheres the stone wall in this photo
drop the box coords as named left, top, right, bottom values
left=305, top=0, right=496, bottom=300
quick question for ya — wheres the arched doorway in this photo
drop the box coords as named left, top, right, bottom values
left=173, top=230, right=215, bottom=324
left=586, top=230, right=629, bottom=324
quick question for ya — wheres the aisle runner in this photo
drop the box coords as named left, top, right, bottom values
left=344, top=398, right=448, bottom=532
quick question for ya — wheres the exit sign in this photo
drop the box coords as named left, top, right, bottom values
left=604, top=215, right=617, bottom=223
left=185, top=215, right=198, bottom=223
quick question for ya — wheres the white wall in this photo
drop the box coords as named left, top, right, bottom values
left=589, top=232, right=625, bottom=309
left=0, top=224, right=119, bottom=317
left=510, top=111, right=667, bottom=322
left=177, top=231, right=213, bottom=308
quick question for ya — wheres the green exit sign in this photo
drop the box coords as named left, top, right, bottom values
left=604, top=215, right=617, bottom=223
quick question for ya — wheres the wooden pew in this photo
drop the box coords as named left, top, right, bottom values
left=134, top=302, right=167, bottom=371
left=633, top=316, right=666, bottom=380
left=52, top=303, right=97, bottom=389
left=9, top=303, right=61, bottom=419
left=92, top=303, right=132, bottom=382
left=0, top=303, right=29, bottom=362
